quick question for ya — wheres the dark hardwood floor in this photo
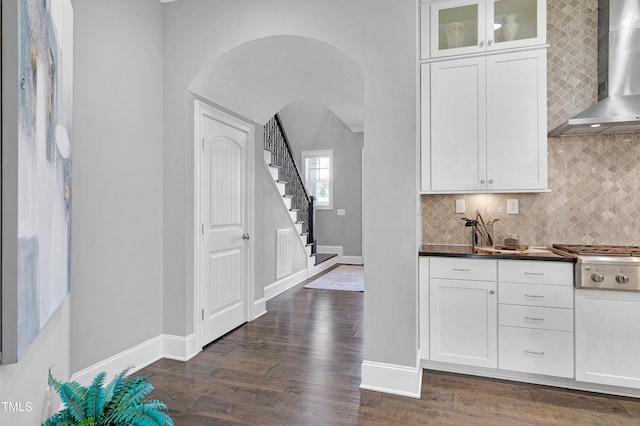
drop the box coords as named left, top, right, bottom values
left=138, top=266, right=640, bottom=425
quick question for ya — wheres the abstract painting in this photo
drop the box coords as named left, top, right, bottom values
left=13, top=0, right=73, bottom=361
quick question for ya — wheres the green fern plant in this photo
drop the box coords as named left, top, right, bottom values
left=43, top=369, right=173, bottom=426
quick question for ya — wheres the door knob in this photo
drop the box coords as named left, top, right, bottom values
left=242, top=233, right=250, bottom=240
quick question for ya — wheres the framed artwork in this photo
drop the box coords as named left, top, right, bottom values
left=1, top=0, right=73, bottom=364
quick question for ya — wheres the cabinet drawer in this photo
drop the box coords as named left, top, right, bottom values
left=499, top=304, right=573, bottom=332
left=499, top=260, right=573, bottom=286
left=430, top=257, right=497, bottom=281
left=499, top=326, right=574, bottom=378
left=499, top=282, right=573, bottom=308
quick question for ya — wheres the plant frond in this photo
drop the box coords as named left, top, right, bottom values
left=113, top=377, right=154, bottom=411
left=103, top=370, right=127, bottom=407
left=59, top=383, right=88, bottom=422
left=49, top=371, right=89, bottom=402
left=86, top=372, right=106, bottom=420
left=112, top=402, right=173, bottom=426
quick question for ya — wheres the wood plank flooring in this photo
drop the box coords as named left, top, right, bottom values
left=138, top=266, right=640, bottom=425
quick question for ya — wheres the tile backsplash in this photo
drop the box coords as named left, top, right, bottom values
left=422, top=0, right=640, bottom=247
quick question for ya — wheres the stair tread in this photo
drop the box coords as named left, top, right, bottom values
left=276, top=180, right=288, bottom=184
left=283, top=194, right=294, bottom=198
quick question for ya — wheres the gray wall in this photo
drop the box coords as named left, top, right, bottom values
left=162, top=0, right=418, bottom=368
left=71, top=0, right=164, bottom=372
left=279, top=99, right=363, bottom=257
left=1, top=0, right=164, bottom=423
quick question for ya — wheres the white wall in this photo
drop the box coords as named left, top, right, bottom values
left=279, top=98, right=364, bottom=257
left=162, top=0, right=419, bottom=373
left=70, top=0, right=164, bottom=373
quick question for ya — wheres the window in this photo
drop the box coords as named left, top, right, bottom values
left=302, top=150, right=333, bottom=209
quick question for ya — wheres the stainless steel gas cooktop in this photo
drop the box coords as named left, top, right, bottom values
left=552, top=244, right=640, bottom=292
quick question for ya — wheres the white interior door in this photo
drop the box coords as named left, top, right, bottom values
left=199, top=107, right=251, bottom=346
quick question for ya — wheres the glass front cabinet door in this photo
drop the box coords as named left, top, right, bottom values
left=426, top=0, right=545, bottom=58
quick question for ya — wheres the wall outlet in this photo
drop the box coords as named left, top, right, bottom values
left=337, top=209, right=346, bottom=216
left=507, top=199, right=519, bottom=215
left=455, top=199, right=465, bottom=214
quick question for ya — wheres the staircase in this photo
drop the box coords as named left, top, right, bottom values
left=263, top=148, right=314, bottom=259
left=263, top=115, right=338, bottom=276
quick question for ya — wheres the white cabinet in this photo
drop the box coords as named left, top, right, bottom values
left=421, top=0, right=546, bottom=59
left=424, top=48, right=547, bottom=192
left=429, top=258, right=498, bottom=368
left=498, top=260, right=574, bottom=378
left=419, top=257, right=430, bottom=358
left=575, top=290, right=640, bottom=389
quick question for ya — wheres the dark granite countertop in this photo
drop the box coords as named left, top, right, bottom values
left=419, top=244, right=576, bottom=263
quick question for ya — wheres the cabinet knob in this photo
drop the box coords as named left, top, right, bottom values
left=488, top=179, right=494, bottom=184
left=489, top=290, right=496, bottom=295
left=479, top=40, right=485, bottom=47
left=480, top=178, right=486, bottom=184
left=487, top=39, right=493, bottom=46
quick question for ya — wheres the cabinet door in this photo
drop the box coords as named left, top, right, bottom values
left=488, top=0, right=546, bottom=51
left=419, top=258, right=430, bottom=358
left=420, top=64, right=431, bottom=192
left=430, top=0, right=486, bottom=58
left=486, top=49, right=547, bottom=191
left=430, top=57, right=487, bottom=192
left=430, top=278, right=497, bottom=367
left=576, top=290, right=640, bottom=389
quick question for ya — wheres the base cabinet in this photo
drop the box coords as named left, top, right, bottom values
left=575, top=290, right=640, bottom=389
left=429, top=258, right=498, bottom=368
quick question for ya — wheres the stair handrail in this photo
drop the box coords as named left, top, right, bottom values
left=274, top=114, right=311, bottom=203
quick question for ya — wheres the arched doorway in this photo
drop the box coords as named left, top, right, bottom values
left=188, top=35, right=364, bottom=348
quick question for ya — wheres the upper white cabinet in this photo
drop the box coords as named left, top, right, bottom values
left=425, top=48, right=547, bottom=192
left=421, top=0, right=546, bottom=59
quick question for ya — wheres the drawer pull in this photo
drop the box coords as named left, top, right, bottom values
left=524, top=294, right=544, bottom=298
left=453, top=268, right=471, bottom=272
left=524, top=350, right=545, bottom=356
left=524, top=272, right=544, bottom=276
left=524, top=316, right=544, bottom=321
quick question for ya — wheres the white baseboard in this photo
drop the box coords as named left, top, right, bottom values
left=264, top=269, right=307, bottom=301
left=341, top=256, right=363, bottom=265
left=254, top=297, right=267, bottom=319
left=162, top=333, right=199, bottom=362
left=71, top=335, right=164, bottom=385
left=360, top=360, right=423, bottom=398
left=316, top=245, right=343, bottom=257
left=71, top=334, right=201, bottom=385
left=316, top=246, right=362, bottom=266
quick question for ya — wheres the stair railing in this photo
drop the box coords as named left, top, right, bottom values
left=264, top=114, right=315, bottom=251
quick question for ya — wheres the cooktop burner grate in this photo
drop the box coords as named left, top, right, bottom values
left=552, top=244, right=640, bottom=256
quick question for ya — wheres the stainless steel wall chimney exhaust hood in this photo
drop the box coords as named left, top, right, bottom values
left=549, top=0, right=640, bottom=137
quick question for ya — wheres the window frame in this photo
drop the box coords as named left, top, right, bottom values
left=301, top=149, right=333, bottom=210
